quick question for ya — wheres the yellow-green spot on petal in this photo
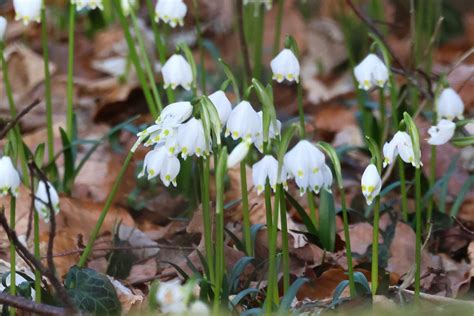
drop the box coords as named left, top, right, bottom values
left=297, top=170, right=304, bottom=177
left=182, top=147, right=188, bottom=154
left=312, top=167, right=319, bottom=174
left=361, top=185, right=366, bottom=191
left=149, top=169, right=155, bottom=176
left=368, top=185, right=375, bottom=193
left=165, top=175, right=171, bottom=181
left=232, top=131, right=239, bottom=138
left=276, top=74, right=283, bottom=81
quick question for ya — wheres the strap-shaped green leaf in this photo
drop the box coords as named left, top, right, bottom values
left=403, top=112, right=421, bottom=168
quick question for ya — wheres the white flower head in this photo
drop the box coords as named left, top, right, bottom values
left=208, top=91, right=232, bottom=126
left=155, top=0, right=187, bottom=28
left=361, top=164, right=382, bottom=205
left=427, top=119, right=456, bottom=146
left=34, top=181, right=60, bottom=223
left=0, top=156, right=20, bottom=197
left=254, top=111, right=281, bottom=153
left=354, top=53, right=389, bottom=90
left=271, top=48, right=300, bottom=83
left=155, top=280, right=187, bottom=315
left=284, top=140, right=326, bottom=195
left=437, top=88, right=464, bottom=121
left=13, top=0, right=41, bottom=25
left=72, top=0, right=104, bottom=11
left=162, top=54, right=193, bottom=90
left=0, top=17, right=7, bottom=42
left=252, top=155, right=288, bottom=194
left=177, top=118, right=210, bottom=159
left=225, top=101, right=260, bottom=141
left=321, top=163, right=333, bottom=192
left=189, top=301, right=210, bottom=316
left=227, top=141, right=251, bottom=168
left=138, top=148, right=180, bottom=187
left=382, top=131, right=418, bottom=168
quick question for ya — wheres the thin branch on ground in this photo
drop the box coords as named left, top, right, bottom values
left=0, top=99, right=41, bottom=140
left=0, top=291, right=67, bottom=316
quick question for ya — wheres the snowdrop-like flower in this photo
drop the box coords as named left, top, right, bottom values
left=252, top=155, right=288, bottom=194
left=284, top=140, right=326, bottom=195
left=382, top=131, right=417, bottom=168
left=138, top=148, right=180, bottom=187
left=208, top=91, right=232, bottom=126
left=321, top=164, right=333, bottom=191
left=254, top=111, right=281, bottom=152
left=271, top=48, right=300, bottom=83
left=437, top=88, right=464, bottom=121
left=354, top=53, right=389, bottom=90
left=177, top=118, right=210, bottom=159
left=34, top=181, right=60, bottom=223
left=427, top=119, right=456, bottom=146
left=227, top=141, right=251, bottom=168
left=0, top=272, right=35, bottom=299
left=120, top=0, right=136, bottom=15
left=155, top=0, right=187, bottom=28
left=226, top=101, right=260, bottom=141
left=189, top=301, right=210, bottom=316
left=361, top=164, right=381, bottom=205
left=155, top=280, right=187, bottom=315
left=13, top=0, right=41, bottom=25
left=0, top=17, right=7, bottom=42
left=0, top=156, right=20, bottom=197
left=72, top=0, right=104, bottom=11
left=162, top=54, right=193, bottom=90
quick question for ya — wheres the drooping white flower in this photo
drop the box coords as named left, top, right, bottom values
left=162, top=54, right=193, bottom=90
left=189, top=301, right=210, bottom=316
left=227, top=141, right=251, bottom=168
left=284, top=140, right=326, bottom=195
left=382, top=131, right=417, bottom=168
left=254, top=111, right=281, bottom=153
left=321, top=163, right=333, bottom=192
left=155, top=0, right=187, bottom=28
left=177, top=118, right=210, bottom=159
left=208, top=91, right=232, bottom=126
left=13, top=0, right=41, bottom=25
left=34, top=181, right=60, bottom=223
left=225, top=101, right=260, bottom=141
left=0, top=156, right=20, bottom=197
left=0, top=17, right=7, bottom=42
left=252, top=155, right=288, bottom=194
left=0, top=272, right=35, bottom=299
left=354, top=53, right=389, bottom=90
left=156, top=101, right=193, bottom=127
left=427, top=119, right=456, bottom=146
left=138, top=148, right=180, bottom=187
left=437, top=88, right=464, bottom=121
left=72, top=0, right=104, bottom=11
left=120, top=0, right=136, bottom=15
left=155, top=280, right=187, bottom=315
left=361, top=164, right=382, bottom=205
left=271, top=48, right=300, bottom=83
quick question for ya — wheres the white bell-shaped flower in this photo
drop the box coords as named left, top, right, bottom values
left=0, top=156, right=20, bottom=197
left=189, top=301, right=210, bottom=316
left=120, top=0, right=136, bottom=15
left=162, top=55, right=193, bottom=90
left=138, top=148, right=180, bottom=187
left=227, top=141, right=251, bottom=168
left=13, top=0, right=41, bottom=25
left=284, top=140, right=326, bottom=195
left=72, top=0, right=103, bottom=11
left=252, top=155, right=288, bottom=195
left=427, top=119, right=456, bottom=146
left=226, top=101, right=260, bottom=141
left=321, top=164, right=333, bottom=191
left=208, top=91, right=232, bottom=126
left=305, top=163, right=333, bottom=195
left=437, top=88, right=464, bottom=121
left=361, top=164, right=382, bottom=205
left=0, top=17, right=7, bottom=42
left=354, top=53, right=389, bottom=90
left=34, top=181, right=60, bottom=223
left=156, top=280, right=187, bottom=315
left=177, top=118, right=210, bottom=159
left=155, top=0, right=187, bottom=28
left=254, top=111, right=281, bottom=152
left=382, top=131, right=417, bottom=168
left=271, top=48, right=300, bottom=83
left=156, top=101, right=193, bottom=127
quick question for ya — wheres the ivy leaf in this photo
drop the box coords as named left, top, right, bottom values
left=65, top=266, right=122, bottom=316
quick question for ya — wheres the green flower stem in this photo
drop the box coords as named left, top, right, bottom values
left=200, top=159, right=215, bottom=283
left=33, top=211, right=41, bottom=303
left=427, top=146, right=436, bottom=223
left=145, top=0, right=175, bottom=103
left=78, top=150, right=134, bottom=268
left=240, top=161, right=252, bottom=256
left=379, top=88, right=386, bottom=145
left=278, top=185, right=290, bottom=294
left=307, top=192, right=318, bottom=228
left=113, top=1, right=159, bottom=117
left=9, top=196, right=16, bottom=316
left=297, top=81, right=306, bottom=138
left=414, top=166, right=422, bottom=301
left=264, top=182, right=279, bottom=315
left=340, top=188, right=356, bottom=297
left=252, top=5, right=265, bottom=80
left=371, top=196, right=381, bottom=296
left=66, top=3, right=75, bottom=140
left=399, top=159, right=409, bottom=222
left=192, top=0, right=206, bottom=94
left=129, top=8, right=163, bottom=112
left=0, top=43, right=28, bottom=181
left=41, top=4, right=54, bottom=164
left=272, top=0, right=284, bottom=56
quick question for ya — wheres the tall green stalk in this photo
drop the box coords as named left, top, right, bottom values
left=264, top=182, right=278, bottom=315
left=9, top=196, right=16, bottom=316
left=240, top=161, right=252, bottom=256
left=414, top=167, right=422, bottom=301
left=199, top=159, right=215, bottom=283
left=34, top=212, right=41, bottom=303
left=278, top=185, right=290, bottom=294
left=78, top=151, right=134, bottom=267
left=192, top=0, right=206, bottom=93
left=66, top=3, right=75, bottom=140
left=252, top=5, right=265, bottom=80
left=371, top=197, right=380, bottom=296
left=272, top=0, right=284, bottom=56
left=41, top=3, right=54, bottom=164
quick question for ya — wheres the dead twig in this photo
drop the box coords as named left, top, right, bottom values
left=0, top=291, right=66, bottom=316
left=0, top=99, right=40, bottom=140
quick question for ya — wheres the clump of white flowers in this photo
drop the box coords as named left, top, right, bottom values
left=354, top=53, right=389, bottom=90
left=0, top=156, right=20, bottom=197
left=382, top=131, right=418, bottom=168
left=155, top=0, right=187, bottom=28
left=225, top=101, right=261, bottom=142
left=34, top=181, right=60, bottom=223
left=162, top=54, right=193, bottom=90
left=271, top=48, right=300, bottom=84
left=154, top=280, right=210, bottom=315
left=13, top=0, right=41, bottom=25
left=72, top=0, right=104, bottom=11
left=361, top=164, right=382, bottom=205
left=437, top=88, right=464, bottom=121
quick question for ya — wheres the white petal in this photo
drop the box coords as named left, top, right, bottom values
left=227, top=141, right=250, bottom=168
left=34, top=181, right=60, bottom=223
left=13, top=0, right=41, bottom=25
left=427, top=119, right=456, bottom=145
left=0, top=156, right=20, bottom=197
left=155, top=0, right=187, bottom=27
left=160, top=155, right=180, bottom=187
left=162, top=55, right=193, bottom=90
left=156, top=101, right=193, bottom=126
left=271, top=48, right=300, bottom=83
left=437, top=88, right=464, bottom=120
left=208, top=91, right=232, bottom=126
left=361, top=164, right=382, bottom=205
left=226, top=101, right=260, bottom=141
